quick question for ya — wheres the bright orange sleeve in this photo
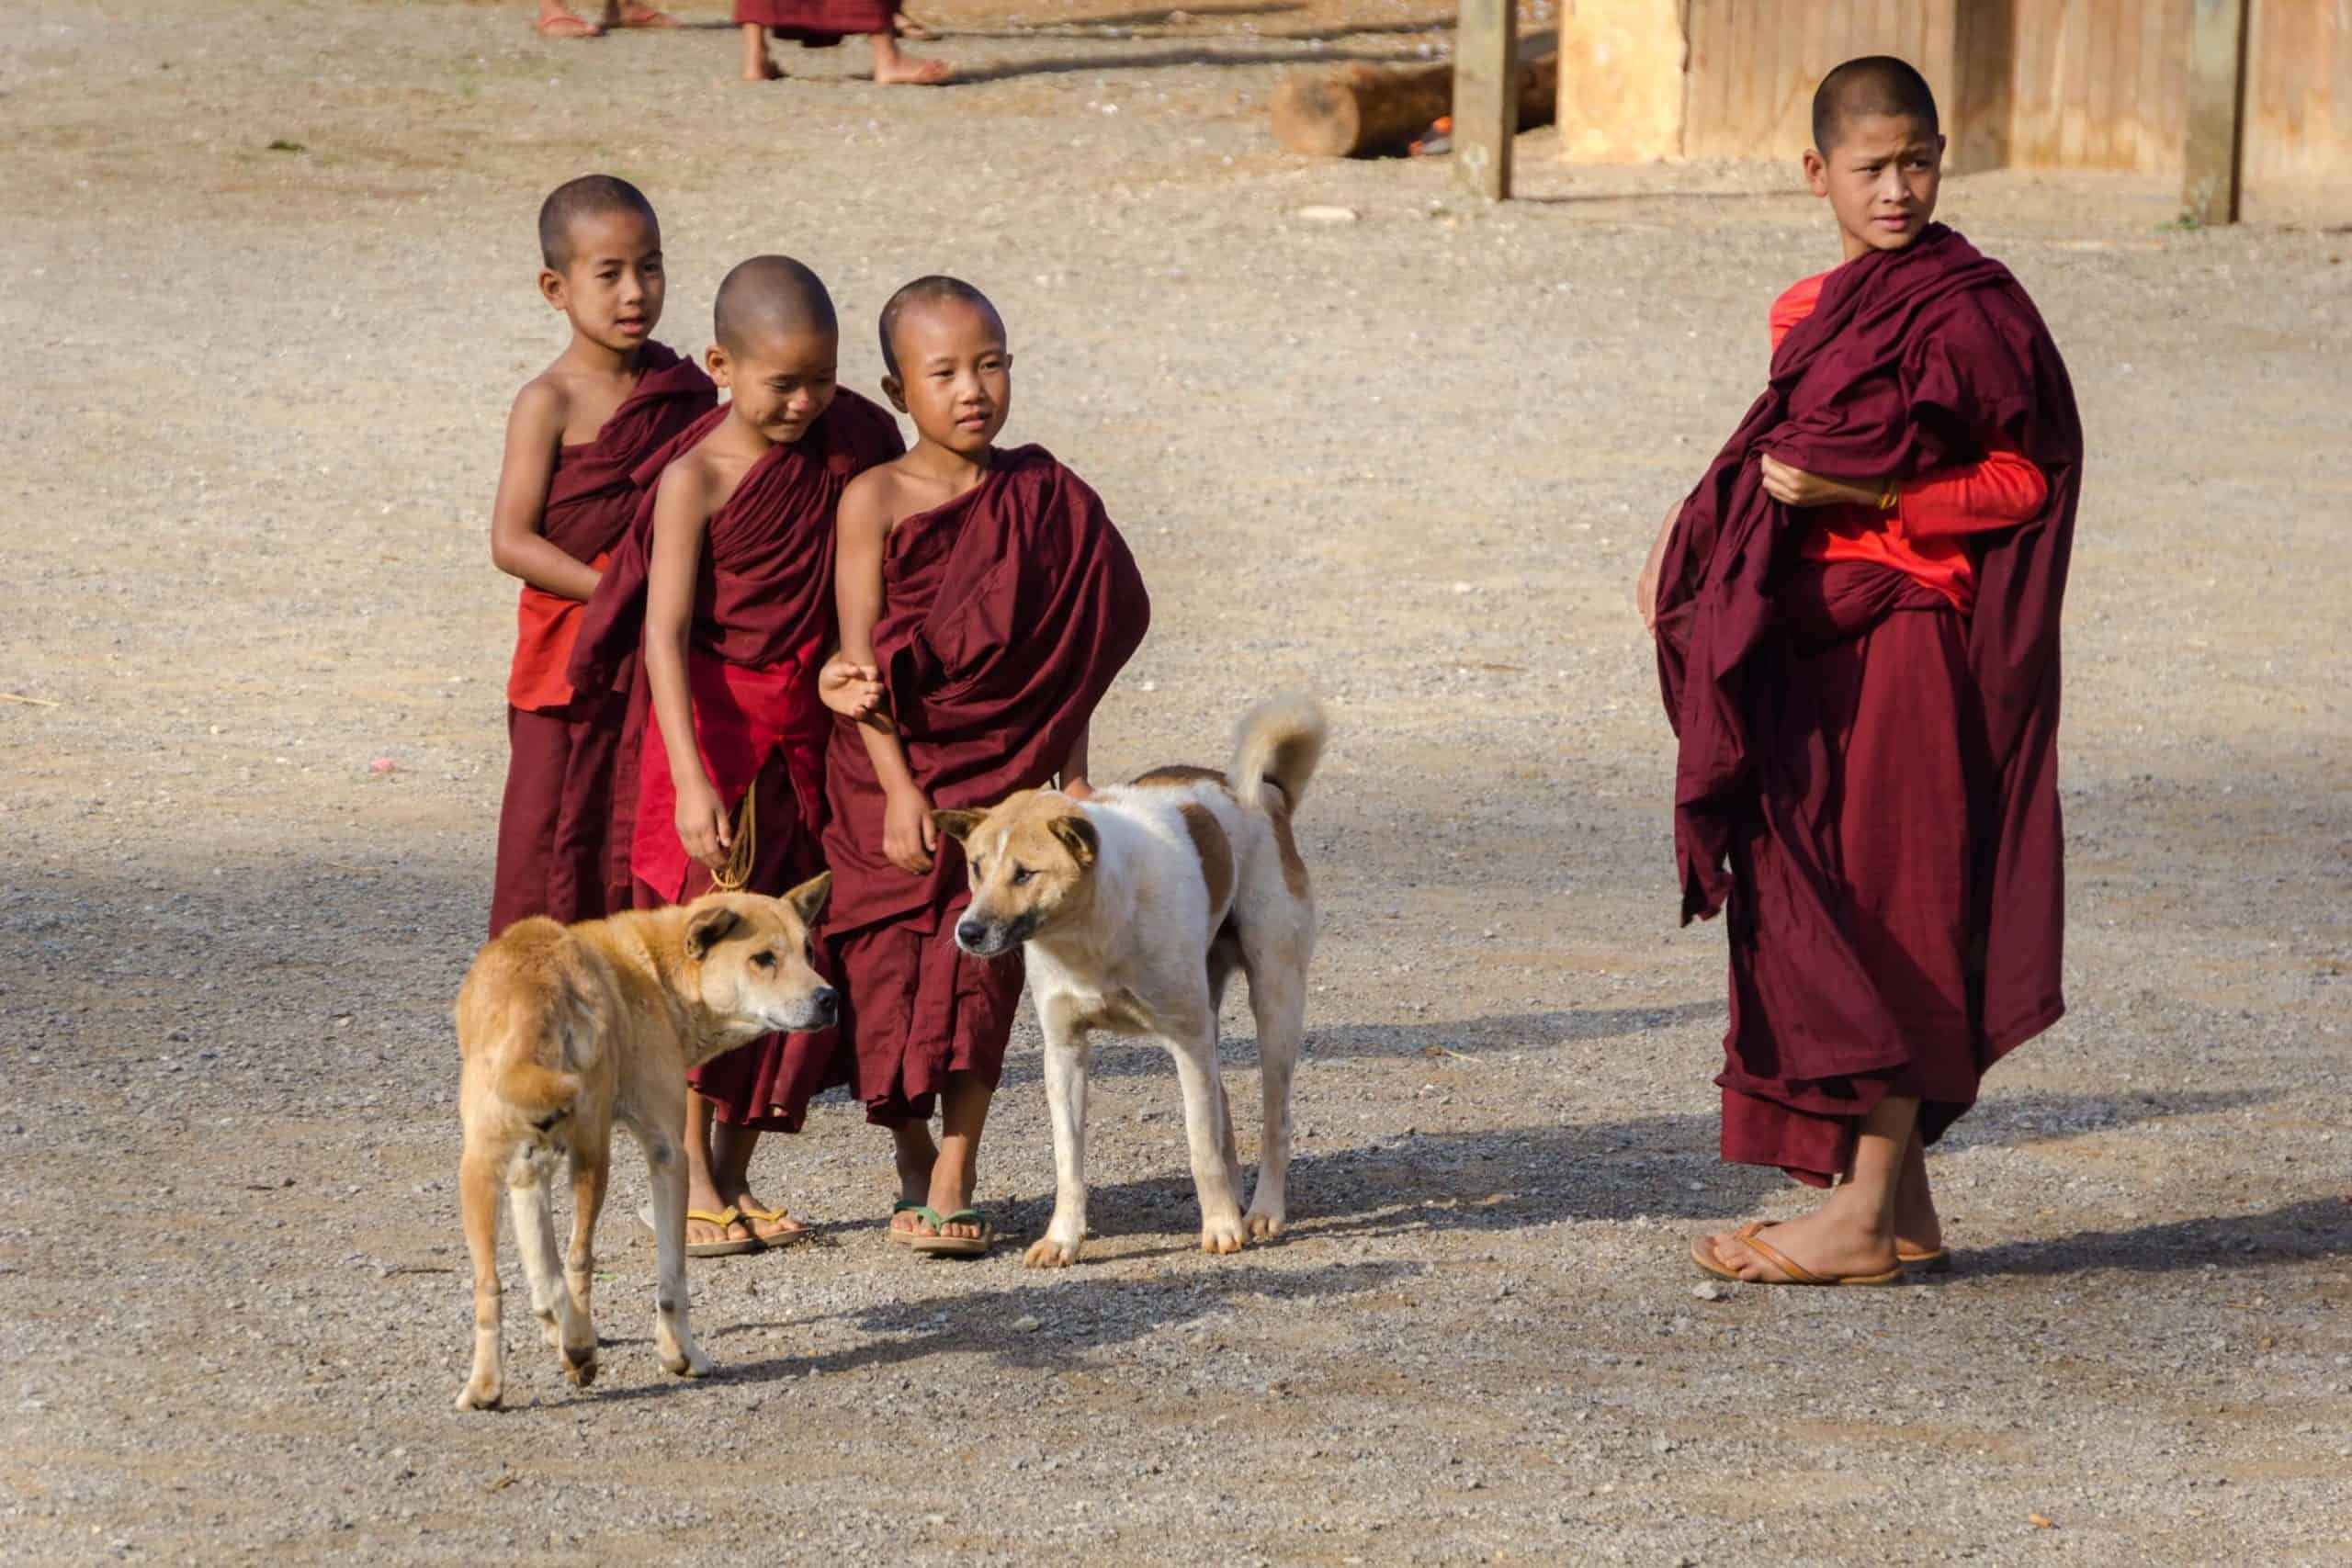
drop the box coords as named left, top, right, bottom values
left=1898, top=445, right=2047, bottom=537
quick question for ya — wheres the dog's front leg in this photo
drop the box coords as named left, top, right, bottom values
left=636, top=1122, right=713, bottom=1380
left=1169, top=1027, right=1249, bottom=1255
left=455, top=1145, right=506, bottom=1411
left=1026, top=1010, right=1091, bottom=1269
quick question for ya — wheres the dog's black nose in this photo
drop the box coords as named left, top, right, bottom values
left=811, top=987, right=838, bottom=1023
left=956, top=919, right=989, bottom=949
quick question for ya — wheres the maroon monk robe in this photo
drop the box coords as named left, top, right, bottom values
left=824, top=446, right=1151, bottom=1125
left=1653, top=224, right=2082, bottom=1185
left=735, top=0, right=891, bottom=47
left=567, top=389, right=905, bottom=1131
left=489, top=343, right=716, bottom=938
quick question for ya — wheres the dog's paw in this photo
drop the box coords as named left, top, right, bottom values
left=1024, top=1235, right=1082, bottom=1269
left=1199, top=1214, right=1249, bottom=1256
left=560, top=1342, right=598, bottom=1387
left=1243, top=1203, right=1285, bottom=1240
left=663, top=1347, right=715, bottom=1380
left=454, top=1377, right=503, bottom=1412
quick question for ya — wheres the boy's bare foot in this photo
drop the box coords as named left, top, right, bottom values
left=874, top=53, right=953, bottom=85
left=536, top=2, right=604, bottom=38
left=1892, top=1130, right=1945, bottom=1256
left=744, top=55, right=786, bottom=81
left=604, top=3, right=682, bottom=25
left=684, top=1167, right=755, bottom=1249
left=887, top=1123, right=985, bottom=1239
left=724, top=1183, right=807, bottom=1244
left=869, top=35, right=952, bottom=85
left=1698, top=1201, right=1899, bottom=1284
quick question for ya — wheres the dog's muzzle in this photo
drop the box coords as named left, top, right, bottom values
left=954, top=916, right=1030, bottom=958
left=768, top=985, right=838, bottom=1031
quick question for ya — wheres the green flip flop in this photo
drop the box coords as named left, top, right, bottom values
left=904, top=1206, right=997, bottom=1258
left=886, top=1199, right=931, bottom=1247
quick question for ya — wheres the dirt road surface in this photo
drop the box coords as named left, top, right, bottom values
left=3, top=0, right=2347, bottom=1562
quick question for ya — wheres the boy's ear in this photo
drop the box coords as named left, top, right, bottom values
left=684, top=902, right=741, bottom=960
left=1801, top=146, right=1830, bottom=197
left=880, top=374, right=909, bottom=414
left=705, top=344, right=731, bottom=387
left=932, top=808, right=986, bottom=844
left=1048, top=813, right=1099, bottom=868
left=539, top=267, right=568, bottom=310
left=782, top=871, right=831, bottom=929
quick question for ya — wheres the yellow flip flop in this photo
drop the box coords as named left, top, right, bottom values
left=684, top=1205, right=761, bottom=1258
left=737, top=1203, right=811, bottom=1248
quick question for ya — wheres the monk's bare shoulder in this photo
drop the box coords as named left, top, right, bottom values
left=650, top=444, right=721, bottom=532
left=505, top=372, right=570, bottom=450
left=839, top=461, right=911, bottom=536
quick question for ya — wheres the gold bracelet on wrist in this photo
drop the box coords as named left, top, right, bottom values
left=1877, top=481, right=1899, bottom=511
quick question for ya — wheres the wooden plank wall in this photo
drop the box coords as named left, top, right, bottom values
left=1664, top=0, right=2346, bottom=203
left=2006, top=0, right=2195, bottom=172
left=2243, top=0, right=2352, bottom=191
left=1680, top=0, right=1963, bottom=163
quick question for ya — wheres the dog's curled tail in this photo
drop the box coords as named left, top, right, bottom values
left=1231, top=694, right=1328, bottom=816
left=494, top=928, right=606, bottom=1122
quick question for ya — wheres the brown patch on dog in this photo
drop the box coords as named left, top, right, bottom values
left=1176, top=803, right=1235, bottom=912
left=1131, top=764, right=1228, bottom=791
left=1267, top=802, right=1308, bottom=898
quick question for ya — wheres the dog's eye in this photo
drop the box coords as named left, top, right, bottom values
left=751, top=952, right=777, bottom=970
left=1012, top=865, right=1034, bottom=886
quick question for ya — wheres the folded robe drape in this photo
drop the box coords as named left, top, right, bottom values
left=1653, top=225, right=2083, bottom=1184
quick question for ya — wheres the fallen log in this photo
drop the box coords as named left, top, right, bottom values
left=1270, top=49, right=1559, bottom=160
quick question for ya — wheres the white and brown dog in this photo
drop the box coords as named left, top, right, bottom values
left=936, top=695, right=1326, bottom=1265
left=450, top=880, right=835, bottom=1411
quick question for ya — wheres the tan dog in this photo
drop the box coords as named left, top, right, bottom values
left=937, top=695, right=1325, bottom=1265
left=451, top=880, right=834, bottom=1411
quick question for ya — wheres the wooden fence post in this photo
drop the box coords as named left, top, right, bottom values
left=2182, top=0, right=2249, bottom=224
left=1453, top=0, right=1518, bottom=200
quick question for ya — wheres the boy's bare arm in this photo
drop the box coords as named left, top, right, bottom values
left=1635, top=498, right=1681, bottom=634
left=645, top=462, right=731, bottom=871
left=1058, top=721, right=1092, bottom=800
left=490, top=378, right=602, bottom=602
left=834, top=471, right=935, bottom=873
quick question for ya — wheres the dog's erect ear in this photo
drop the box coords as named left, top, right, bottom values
left=932, top=808, right=986, bottom=844
left=1048, top=813, right=1099, bottom=868
left=782, top=871, right=831, bottom=929
left=684, top=903, right=741, bottom=961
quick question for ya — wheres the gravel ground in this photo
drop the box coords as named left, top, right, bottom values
left=3, top=0, right=2348, bottom=1562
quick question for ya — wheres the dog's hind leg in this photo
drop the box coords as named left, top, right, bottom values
left=1240, top=957, right=1306, bottom=1240
left=507, top=1151, right=575, bottom=1360
left=1169, top=1017, right=1250, bottom=1255
left=559, top=1130, right=608, bottom=1386
left=454, top=1145, right=506, bottom=1411
left=632, top=1117, right=713, bottom=1380
left=1026, top=1006, right=1092, bottom=1269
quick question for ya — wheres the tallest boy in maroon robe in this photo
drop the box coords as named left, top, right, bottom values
left=1639, top=59, right=2082, bottom=1285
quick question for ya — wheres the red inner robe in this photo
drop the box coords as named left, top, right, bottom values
left=1654, top=225, right=2083, bottom=1185
left=734, top=0, right=892, bottom=46
left=568, top=390, right=905, bottom=1130
left=823, top=446, right=1151, bottom=1125
left=490, top=343, right=716, bottom=938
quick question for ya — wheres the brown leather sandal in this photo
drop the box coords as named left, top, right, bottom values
left=1691, top=1221, right=1905, bottom=1287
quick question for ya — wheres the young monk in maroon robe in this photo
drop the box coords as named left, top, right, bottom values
left=567, top=255, right=905, bottom=1257
left=1636, top=58, right=2083, bottom=1286
left=817, top=276, right=1149, bottom=1255
left=487, top=175, right=715, bottom=940
left=736, top=0, right=948, bottom=83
